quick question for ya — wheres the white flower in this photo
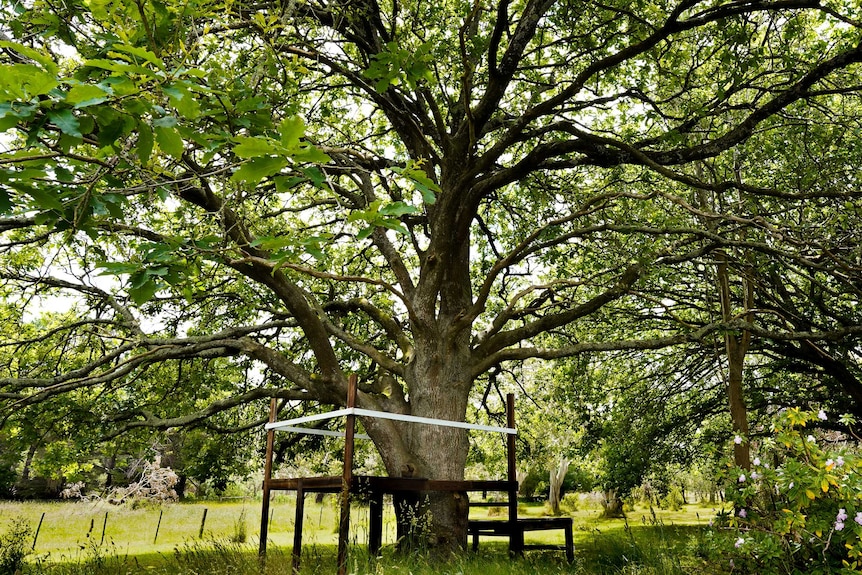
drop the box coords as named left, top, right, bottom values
left=735, top=537, right=745, bottom=548
left=806, top=435, right=816, bottom=443
left=753, top=457, right=761, bottom=466
left=738, top=474, right=746, bottom=483
left=836, top=456, right=845, bottom=467
left=734, top=435, right=743, bottom=445
left=818, top=410, right=828, bottom=421
left=855, top=511, right=862, bottom=526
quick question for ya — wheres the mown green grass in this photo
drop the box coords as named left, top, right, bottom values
left=2, top=499, right=723, bottom=574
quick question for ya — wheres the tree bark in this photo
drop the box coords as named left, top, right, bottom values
left=548, top=458, right=570, bottom=516
left=717, top=250, right=753, bottom=470
left=601, top=489, right=625, bottom=518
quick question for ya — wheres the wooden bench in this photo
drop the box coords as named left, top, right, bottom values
left=467, top=517, right=574, bottom=562
left=464, top=393, right=575, bottom=563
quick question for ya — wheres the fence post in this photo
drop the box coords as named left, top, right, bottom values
left=32, top=512, right=45, bottom=550
left=100, top=511, right=108, bottom=545
left=199, top=508, right=208, bottom=539
left=153, top=510, right=163, bottom=544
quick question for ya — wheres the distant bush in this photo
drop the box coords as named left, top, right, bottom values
left=559, top=493, right=579, bottom=513
left=660, top=486, right=684, bottom=511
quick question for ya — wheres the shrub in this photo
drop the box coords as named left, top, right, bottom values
left=560, top=492, right=579, bottom=513
left=231, top=509, right=248, bottom=543
left=715, top=409, right=862, bottom=574
left=660, top=486, right=684, bottom=512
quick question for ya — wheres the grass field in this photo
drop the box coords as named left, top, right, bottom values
left=0, top=497, right=724, bottom=574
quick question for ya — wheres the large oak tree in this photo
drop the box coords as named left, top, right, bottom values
left=2, top=0, right=862, bottom=548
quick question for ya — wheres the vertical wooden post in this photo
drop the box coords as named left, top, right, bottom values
left=506, top=393, right=522, bottom=556
left=259, top=397, right=277, bottom=557
left=291, top=482, right=305, bottom=574
left=337, top=374, right=358, bottom=575
left=368, top=490, right=383, bottom=555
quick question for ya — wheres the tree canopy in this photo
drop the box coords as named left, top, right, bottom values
left=1, top=0, right=861, bottom=548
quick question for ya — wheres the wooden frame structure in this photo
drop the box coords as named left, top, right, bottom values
left=259, top=375, right=572, bottom=574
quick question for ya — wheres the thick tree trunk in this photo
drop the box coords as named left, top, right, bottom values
left=398, top=338, right=473, bottom=551
left=360, top=332, right=474, bottom=553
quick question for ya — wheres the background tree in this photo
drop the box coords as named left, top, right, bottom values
left=2, top=0, right=862, bottom=549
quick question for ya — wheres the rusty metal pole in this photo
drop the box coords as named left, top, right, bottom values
left=337, top=374, right=358, bottom=575
left=259, top=397, right=277, bottom=559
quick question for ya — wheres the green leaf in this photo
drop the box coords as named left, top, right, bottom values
left=164, top=83, right=200, bottom=119
left=109, top=44, right=165, bottom=70
left=301, top=166, right=326, bottom=188
left=154, top=126, right=184, bottom=159
left=292, top=146, right=331, bottom=164
left=47, top=109, right=82, bottom=138
left=0, top=188, right=11, bottom=214
left=231, top=157, right=288, bottom=183
left=0, top=114, right=18, bottom=132
left=24, top=187, right=64, bottom=210
left=91, top=107, right=131, bottom=147
left=379, top=201, right=418, bottom=217
left=0, top=64, right=59, bottom=99
left=0, top=41, right=58, bottom=75
left=250, top=236, right=295, bottom=251
left=233, top=136, right=283, bottom=159
left=394, top=164, right=439, bottom=205
left=66, top=84, right=111, bottom=108
left=82, top=59, right=157, bottom=78
left=274, top=175, right=305, bottom=192
left=280, top=116, right=305, bottom=149
left=128, top=277, right=159, bottom=304
left=0, top=102, right=37, bottom=123
left=137, top=122, right=153, bottom=164
left=152, top=115, right=178, bottom=128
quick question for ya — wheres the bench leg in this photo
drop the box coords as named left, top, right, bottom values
left=291, top=487, right=305, bottom=574
left=471, top=529, right=479, bottom=552
left=510, top=526, right=524, bottom=557
left=368, top=491, right=383, bottom=555
left=565, top=523, right=574, bottom=563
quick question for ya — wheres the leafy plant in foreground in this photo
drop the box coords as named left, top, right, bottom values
left=716, top=409, right=862, bottom=574
left=0, top=517, right=32, bottom=575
